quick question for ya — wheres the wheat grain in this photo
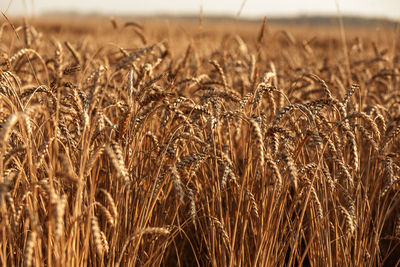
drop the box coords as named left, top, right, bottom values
left=54, top=194, right=67, bottom=240
left=249, top=117, right=265, bottom=167
left=23, top=230, right=36, bottom=267
left=91, top=216, right=105, bottom=256
left=95, top=202, right=115, bottom=226
left=117, top=227, right=170, bottom=265
left=105, top=142, right=130, bottom=184
left=339, top=205, right=356, bottom=237
left=99, top=189, right=118, bottom=221
left=170, top=165, right=184, bottom=203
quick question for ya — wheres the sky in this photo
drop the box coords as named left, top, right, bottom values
left=1, top=0, right=400, bottom=20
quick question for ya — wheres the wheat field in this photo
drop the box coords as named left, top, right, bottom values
left=0, top=16, right=400, bottom=266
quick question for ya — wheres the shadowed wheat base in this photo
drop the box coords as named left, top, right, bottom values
left=0, top=16, right=399, bottom=266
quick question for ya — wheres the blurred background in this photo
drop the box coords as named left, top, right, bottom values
left=1, top=0, right=399, bottom=20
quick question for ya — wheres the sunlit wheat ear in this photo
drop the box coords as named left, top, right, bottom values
left=0, top=113, right=18, bottom=146
left=126, top=67, right=137, bottom=100
left=346, top=129, right=358, bottom=172
left=35, top=137, right=55, bottom=169
left=99, top=189, right=118, bottom=221
left=85, top=65, right=107, bottom=87
left=63, top=65, right=81, bottom=75
left=312, top=188, right=323, bottom=221
left=308, top=74, right=333, bottom=100
left=268, top=131, right=279, bottom=155
left=109, top=16, right=118, bottom=29
left=84, top=144, right=105, bottom=177
left=355, top=124, right=379, bottom=152
left=342, top=84, right=358, bottom=106
left=91, top=216, right=105, bottom=256
left=4, top=191, right=16, bottom=214
left=210, top=60, right=228, bottom=89
left=117, top=107, right=133, bottom=140
left=95, top=202, right=114, bottom=226
left=238, top=92, right=253, bottom=111
left=187, top=188, right=197, bottom=227
left=273, top=104, right=295, bottom=125
left=117, top=227, right=170, bottom=265
left=281, top=151, right=298, bottom=192
left=188, top=152, right=209, bottom=179
left=334, top=157, right=353, bottom=189
left=249, top=117, right=265, bottom=167
left=13, top=188, right=30, bottom=226
left=318, top=131, right=338, bottom=158
left=339, top=206, right=356, bottom=237
left=176, top=152, right=204, bottom=175
left=221, top=165, right=230, bottom=190
left=100, top=230, right=109, bottom=254
left=321, top=165, right=336, bottom=193
left=246, top=189, right=259, bottom=218
left=266, top=157, right=282, bottom=195
left=342, top=187, right=356, bottom=228
left=346, top=111, right=380, bottom=141
left=23, top=106, right=45, bottom=136
left=24, top=230, right=36, bottom=267
left=210, top=216, right=230, bottom=250
left=297, top=163, right=317, bottom=181
left=105, top=142, right=130, bottom=184
left=95, top=109, right=106, bottom=133
left=151, top=170, right=167, bottom=201
left=220, top=151, right=238, bottom=189
left=71, top=87, right=83, bottom=116
left=9, top=48, right=34, bottom=64
left=381, top=123, right=400, bottom=153
left=170, top=165, right=184, bottom=203
left=54, top=41, right=63, bottom=78
left=3, top=166, right=17, bottom=185
left=54, top=194, right=67, bottom=240
left=132, top=227, right=170, bottom=238
left=201, top=88, right=241, bottom=104
left=374, top=113, right=386, bottom=135
left=252, top=78, right=275, bottom=110
left=116, top=43, right=156, bottom=70
left=303, top=178, right=323, bottom=221
left=381, top=156, right=396, bottom=196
